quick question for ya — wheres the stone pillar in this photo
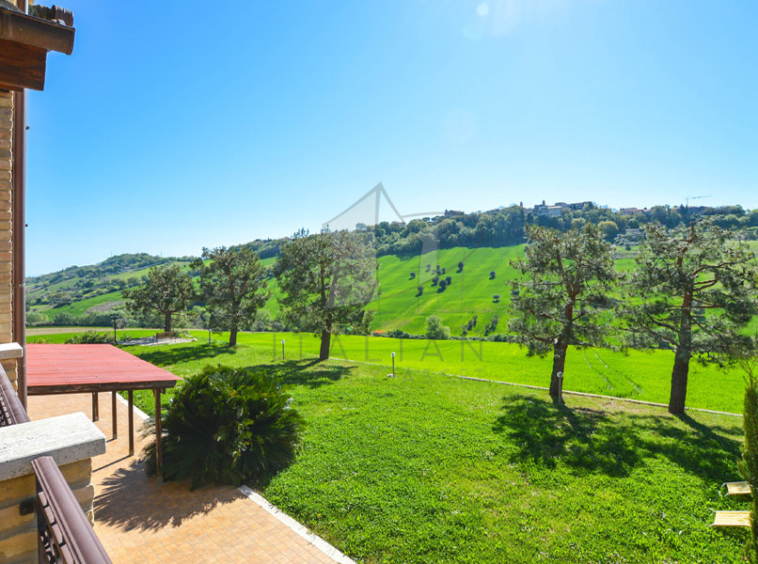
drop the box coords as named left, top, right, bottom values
left=0, top=413, right=106, bottom=563
left=0, top=90, right=15, bottom=388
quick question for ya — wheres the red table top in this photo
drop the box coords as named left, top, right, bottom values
left=26, top=344, right=181, bottom=394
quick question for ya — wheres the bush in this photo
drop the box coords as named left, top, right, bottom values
left=65, top=331, right=114, bottom=344
left=426, top=315, right=451, bottom=340
left=416, top=286, right=424, bottom=297
left=490, top=271, right=496, bottom=280
left=438, top=280, right=447, bottom=292
left=410, top=272, right=416, bottom=279
left=432, top=275, right=440, bottom=286
left=739, top=360, right=758, bottom=562
left=493, top=294, right=501, bottom=303
left=144, top=365, right=304, bottom=489
left=445, top=276, right=452, bottom=285
left=457, top=261, right=464, bottom=272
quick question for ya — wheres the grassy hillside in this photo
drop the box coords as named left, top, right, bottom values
left=27, top=254, right=193, bottom=323
left=368, top=246, right=522, bottom=336
left=27, top=240, right=758, bottom=337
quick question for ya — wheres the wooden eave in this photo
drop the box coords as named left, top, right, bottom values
left=0, top=6, right=74, bottom=91
left=0, top=8, right=75, bottom=55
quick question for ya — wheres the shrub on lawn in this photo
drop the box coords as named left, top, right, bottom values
left=489, top=271, right=496, bottom=280
left=65, top=331, right=114, bottom=344
left=144, top=365, right=304, bottom=489
left=426, top=315, right=451, bottom=340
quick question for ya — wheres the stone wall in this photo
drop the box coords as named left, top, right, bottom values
left=0, top=91, right=15, bottom=388
left=0, top=413, right=106, bottom=563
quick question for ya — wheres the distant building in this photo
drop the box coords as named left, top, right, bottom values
left=444, top=209, right=464, bottom=217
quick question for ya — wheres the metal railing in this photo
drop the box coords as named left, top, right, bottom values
left=0, top=365, right=112, bottom=563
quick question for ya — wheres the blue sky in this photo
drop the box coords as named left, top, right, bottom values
left=26, top=0, right=758, bottom=275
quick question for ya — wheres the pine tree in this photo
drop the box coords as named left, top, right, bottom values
left=275, top=229, right=377, bottom=361
left=626, top=220, right=758, bottom=414
left=509, top=224, right=618, bottom=400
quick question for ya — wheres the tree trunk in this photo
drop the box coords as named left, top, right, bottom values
left=549, top=340, right=568, bottom=400
left=669, top=288, right=693, bottom=415
left=164, top=311, right=172, bottom=333
left=229, top=326, right=238, bottom=347
left=319, top=330, right=331, bottom=361
left=668, top=347, right=691, bottom=415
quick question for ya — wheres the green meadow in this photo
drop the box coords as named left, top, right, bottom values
left=27, top=329, right=748, bottom=564
left=29, top=330, right=749, bottom=413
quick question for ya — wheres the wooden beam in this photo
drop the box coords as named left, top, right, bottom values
left=128, top=391, right=134, bottom=457
left=155, top=389, right=163, bottom=485
left=0, top=8, right=75, bottom=55
left=111, top=391, right=118, bottom=440
left=0, top=39, right=46, bottom=91
left=27, top=380, right=180, bottom=395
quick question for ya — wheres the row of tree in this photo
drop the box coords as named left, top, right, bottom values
left=123, top=229, right=377, bottom=356
left=124, top=218, right=758, bottom=416
left=510, top=220, right=758, bottom=415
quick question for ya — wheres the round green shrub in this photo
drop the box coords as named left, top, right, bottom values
left=144, top=364, right=304, bottom=489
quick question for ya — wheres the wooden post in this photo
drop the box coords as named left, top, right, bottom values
left=154, top=388, right=163, bottom=485
left=91, top=392, right=99, bottom=421
left=111, top=391, right=118, bottom=440
left=127, top=391, right=134, bottom=456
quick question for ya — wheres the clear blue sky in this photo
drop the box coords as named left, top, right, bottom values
left=26, top=0, right=758, bottom=275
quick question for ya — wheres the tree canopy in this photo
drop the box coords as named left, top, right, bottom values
left=123, top=264, right=195, bottom=333
left=192, top=246, right=270, bottom=346
left=275, top=229, right=377, bottom=360
left=509, top=224, right=618, bottom=400
left=625, top=220, right=758, bottom=414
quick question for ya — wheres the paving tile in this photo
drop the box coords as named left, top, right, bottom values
left=27, top=392, right=343, bottom=564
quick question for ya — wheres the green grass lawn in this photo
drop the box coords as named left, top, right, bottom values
left=28, top=330, right=750, bottom=413
left=48, top=334, right=747, bottom=563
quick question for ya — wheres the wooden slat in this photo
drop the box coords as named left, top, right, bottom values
left=712, top=511, right=751, bottom=527
left=0, top=38, right=46, bottom=91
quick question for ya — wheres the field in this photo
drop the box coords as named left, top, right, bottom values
left=27, top=329, right=748, bottom=563
left=29, top=330, right=749, bottom=414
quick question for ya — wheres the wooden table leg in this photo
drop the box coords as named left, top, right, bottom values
left=111, top=391, right=118, bottom=440
left=128, top=390, right=134, bottom=456
left=92, top=392, right=99, bottom=421
left=154, top=388, right=163, bottom=485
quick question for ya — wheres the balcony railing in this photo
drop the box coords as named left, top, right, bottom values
left=0, top=363, right=112, bottom=564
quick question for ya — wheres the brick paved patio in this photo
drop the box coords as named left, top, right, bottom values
left=27, top=392, right=348, bottom=564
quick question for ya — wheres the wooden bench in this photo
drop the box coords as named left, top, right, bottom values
left=721, top=482, right=752, bottom=497
left=712, top=511, right=751, bottom=528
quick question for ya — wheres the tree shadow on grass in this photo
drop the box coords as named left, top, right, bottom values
left=133, top=343, right=237, bottom=367
left=94, top=458, right=241, bottom=532
left=493, top=394, right=741, bottom=481
left=251, top=359, right=356, bottom=389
